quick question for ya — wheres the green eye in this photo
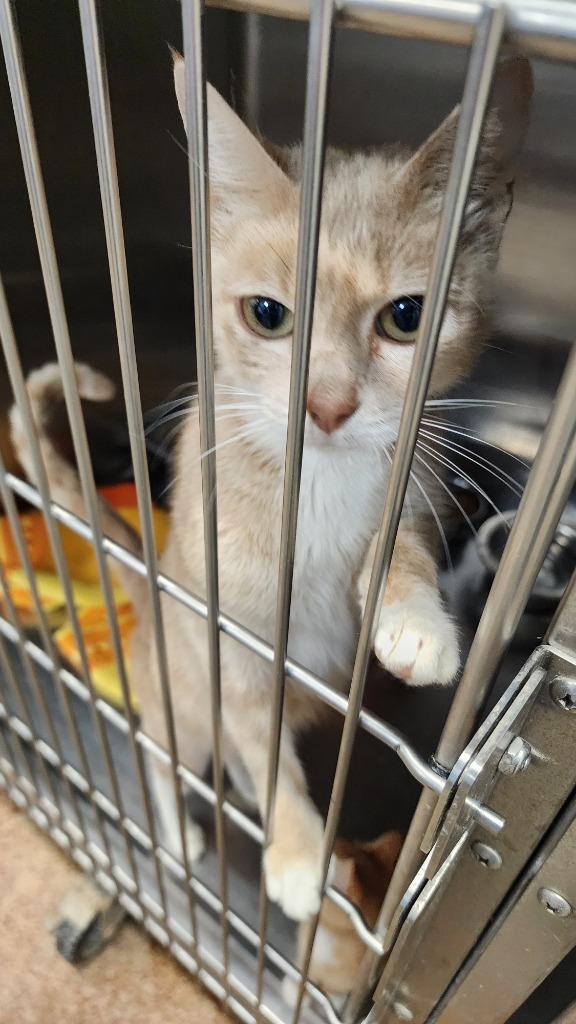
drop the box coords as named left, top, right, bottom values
left=242, top=296, right=294, bottom=338
left=375, top=295, right=424, bottom=343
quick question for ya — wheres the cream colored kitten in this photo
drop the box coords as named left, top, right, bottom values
left=10, top=55, right=531, bottom=922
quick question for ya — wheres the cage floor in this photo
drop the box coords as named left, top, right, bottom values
left=0, top=634, right=325, bottom=1024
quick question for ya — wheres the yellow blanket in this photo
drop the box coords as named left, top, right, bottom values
left=0, top=484, right=168, bottom=710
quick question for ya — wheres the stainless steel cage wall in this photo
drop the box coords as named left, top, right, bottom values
left=1, top=1, right=576, bottom=1023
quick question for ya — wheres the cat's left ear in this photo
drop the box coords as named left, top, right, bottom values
left=406, top=56, right=533, bottom=211
left=172, top=52, right=291, bottom=220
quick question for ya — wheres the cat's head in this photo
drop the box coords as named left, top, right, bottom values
left=173, top=55, right=532, bottom=461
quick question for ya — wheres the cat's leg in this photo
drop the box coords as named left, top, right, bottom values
left=135, top=607, right=212, bottom=865
left=223, top=734, right=258, bottom=811
left=148, top=751, right=208, bottom=864
left=358, top=518, right=459, bottom=686
left=223, top=696, right=324, bottom=921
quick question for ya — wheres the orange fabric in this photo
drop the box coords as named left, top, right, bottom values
left=0, top=483, right=168, bottom=710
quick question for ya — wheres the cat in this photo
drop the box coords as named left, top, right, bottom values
left=284, top=831, right=404, bottom=1005
left=10, top=53, right=532, bottom=922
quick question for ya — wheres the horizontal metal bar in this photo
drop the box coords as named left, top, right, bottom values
left=436, top=343, right=576, bottom=773
left=0, top=644, right=386, bottom=955
left=0, top=762, right=343, bottom=1024
left=5, top=471, right=504, bottom=834
left=342, top=7, right=507, bottom=1016
left=78, top=0, right=202, bottom=955
left=205, top=0, right=576, bottom=60
left=2, top=474, right=443, bottom=790
left=0, top=0, right=161, bottom=924
left=3, top=471, right=502, bottom=839
left=0, top=628, right=262, bottom=845
left=326, top=885, right=385, bottom=956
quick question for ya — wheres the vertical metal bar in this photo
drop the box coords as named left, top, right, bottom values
left=254, top=0, right=334, bottom=1011
left=0, top=279, right=118, bottom=871
left=0, top=0, right=172, bottom=929
left=295, top=6, right=508, bottom=1021
left=0, top=612, right=47, bottom=795
left=181, top=0, right=230, bottom=984
left=0, top=556, right=65, bottom=816
left=0, top=632, right=32, bottom=784
left=0, top=277, right=144, bottom=897
left=0, top=446, right=94, bottom=840
left=363, top=339, right=576, bottom=1003
left=0, top=713, right=25, bottom=784
left=241, top=13, right=262, bottom=126
left=435, top=341, right=576, bottom=769
left=362, top=340, right=576, bottom=1010
left=342, top=789, right=435, bottom=1020
left=77, top=0, right=201, bottom=956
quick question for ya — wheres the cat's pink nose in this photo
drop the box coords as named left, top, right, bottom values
left=307, top=394, right=358, bottom=434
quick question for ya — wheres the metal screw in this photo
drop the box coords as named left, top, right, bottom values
left=550, top=676, right=576, bottom=712
left=498, top=737, right=532, bottom=775
left=537, top=888, right=573, bottom=917
left=471, top=842, right=502, bottom=870
left=392, top=1003, right=414, bottom=1021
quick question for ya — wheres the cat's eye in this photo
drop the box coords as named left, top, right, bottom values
left=242, top=296, right=294, bottom=339
left=375, top=295, right=424, bottom=343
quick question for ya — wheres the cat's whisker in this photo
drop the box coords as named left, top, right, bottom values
left=418, top=428, right=525, bottom=498
left=152, top=420, right=189, bottom=461
left=144, top=404, right=192, bottom=436
left=198, top=420, right=268, bottom=464
left=159, top=420, right=268, bottom=500
left=145, top=401, right=261, bottom=437
left=408, top=467, right=453, bottom=575
left=383, top=448, right=452, bottom=573
left=420, top=417, right=532, bottom=473
left=380, top=443, right=415, bottom=519
left=166, top=380, right=196, bottom=398
left=215, top=386, right=261, bottom=397
left=413, top=450, right=477, bottom=538
left=159, top=409, right=265, bottom=457
left=157, top=381, right=260, bottom=405
left=415, top=439, right=511, bottom=531
left=424, top=398, right=526, bottom=410
left=166, top=128, right=190, bottom=160
left=147, top=414, right=255, bottom=478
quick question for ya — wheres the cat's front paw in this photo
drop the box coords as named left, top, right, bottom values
left=374, top=593, right=459, bottom=686
left=264, top=835, right=324, bottom=921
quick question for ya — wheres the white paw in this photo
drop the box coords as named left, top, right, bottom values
left=374, top=593, right=459, bottom=686
left=265, top=850, right=323, bottom=921
left=163, top=819, right=205, bottom=864
left=281, top=975, right=301, bottom=1008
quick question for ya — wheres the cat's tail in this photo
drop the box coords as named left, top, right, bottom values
left=9, top=361, right=147, bottom=608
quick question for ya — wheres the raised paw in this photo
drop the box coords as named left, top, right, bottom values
left=374, top=593, right=459, bottom=686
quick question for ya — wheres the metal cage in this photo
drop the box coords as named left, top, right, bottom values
left=1, top=1, right=576, bottom=1023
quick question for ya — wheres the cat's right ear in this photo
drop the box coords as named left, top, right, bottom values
left=406, top=56, right=533, bottom=207
left=172, top=52, right=291, bottom=220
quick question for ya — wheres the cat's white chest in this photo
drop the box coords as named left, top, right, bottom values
left=294, top=449, right=382, bottom=570
left=288, top=447, right=385, bottom=681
